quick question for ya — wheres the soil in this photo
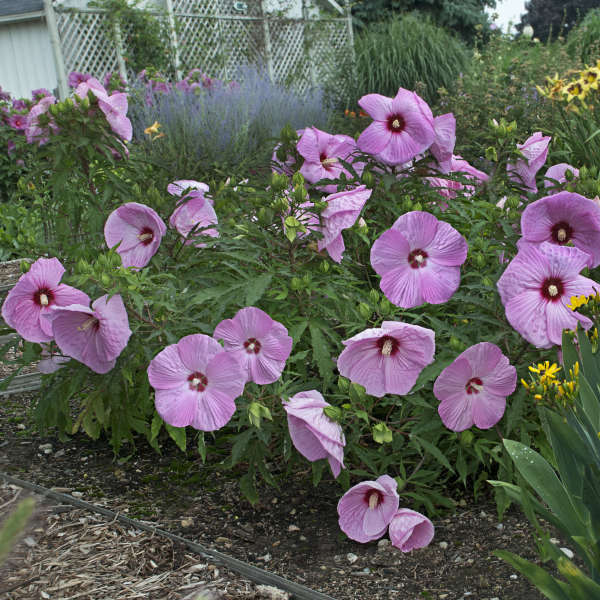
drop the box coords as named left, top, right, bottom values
left=0, top=392, right=569, bottom=600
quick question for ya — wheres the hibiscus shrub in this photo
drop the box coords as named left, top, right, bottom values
left=5, top=76, right=600, bottom=529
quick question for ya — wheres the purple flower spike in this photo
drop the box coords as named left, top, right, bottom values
left=370, top=211, right=468, bottom=309
left=169, top=192, right=219, bottom=247
left=520, top=191, right=600, bottom=268
left=1, top=258, right=90, bottom=343
left=497, top=242, right=598, bottom=348
left=316, top=185, right=372, bottom=263
left=214, top=307, right=293, bottom=385
left=389, top=509, right=434, bottom=552
left=297, top=127, right=362, bottom=192
left=507, top=131, right=551, bottom=193
left=337, top=475, right=399, bottom=543
left=357, top=88, right=435, bottom=165
left=148, top=334, right=245, bottom=431
left=434, top=342, right=516, bottom=432
left=283, top=390, right=346, bottom=477
left=46, top=294, right=131, bottom=374
left=430, top=113, right=456, bottom=173
left=104, top=202, right=167, bottom=269
left=337, top=321, right=435, bottom=398
left=544, top=163, right=579, bottom=190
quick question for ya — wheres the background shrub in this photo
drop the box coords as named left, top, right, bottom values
left=566, top=7, right=600, bottom=64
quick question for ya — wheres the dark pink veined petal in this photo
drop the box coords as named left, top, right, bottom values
left=300, top=161, right=328, bottom=184
left=389, top=509, right=434, bottom=552
left=296, top=127, right=321, bottom=163
left=430, top=113, right=456, bottom=170
left=434, top=356, right=472, bottom=400
left=391, top=211, right=438, bottom=250
left=357, top=121, right=391, bottom=156
left=496, top=245, right=549, bottom=306
left=6, top=298, right=51, bottom=343
left=424, top=220, right=468, bottom=266
left=154, top=386, right=197, bottom=427
left=213, top=317, right=244, bottom=349
left=370, top=229, right=411, bottom=276
left=53, top=284, right=90, bottom=308
left=319, top=233, right=345, bottom=263
left=90, top=295, right=131, bottom=362
left=383, top=354, right=421, bottom=395
left=167, top=180, right=209, bottom=197
left=358, top=93, right=392, bottom=121
left=190, top=386, right=237, bottom=431
left=505, top=291, right=552, bottom=348
left=389, top=88, right=420, bottom=115
left=248, top=353, right=286, bottom=385
left=471, top=391, right=506, bottom=429
left=545, top=301, right=584, bottom=346
left=235, top=306, right=274, bottom=340
left=177, top=334, right=222, bottom=374
left=461, top=342, right=502, bottom=378
left=148, top=344, right=190, bottom=390
left=259, top=321, right=293, bottom=361
left=376, top=130, right=424, bottom=165
left=337, top=338, right=387, bottom=397
left=287, top=415, right=329, bottom=461
left=26, top=257, right=64, bottom=290
left=438, top=393, right=473, bottom=431
left=380, top=264, right=423, bottom=308
left=383, top=321, right=436, bottom=366
left=520, top=198, right=556, bottom=243
left=418, top=262, right=461, bottom=305
left=542, top=243, right=590, bottom=281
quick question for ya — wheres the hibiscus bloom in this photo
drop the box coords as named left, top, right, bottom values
left=213, top=307, right=292, bottom=385
left=370, top=211, right=468, bottom=308
left=297, top=127, right=362, bottom=192
left=497, top=242, right=598, bottom=348
left=45, top=294, right=132, bottom=374
left=434, top=342, right=516, bottom=432
left=389, top=509, right=434, bottom=552
left=1, top=257, right=90, bottom=343
left=25, top=95, right=57, bottom=145
left=543, top=163, right=579, bottom=190
left=357, top=88, right=435, bottom=165
left=337, top=475, right=399, bottom=543
left=148, top=334, right=246, bottom=431
left=337, top=321, right=435, bottom=398
left=316, top=185, right=372, bottom=263
left=283, top=390, right=345, bottom=477
left=104, top=202, right=167, bottom=269
left=507, top=131, right=551, bottom=193
left=520, top=191, right=600, bottom=268
left=167, top=179, right=211, bottom=200
left=429, top=113, right=456, bottom=173
left=169, top=192, right=219, bottom=247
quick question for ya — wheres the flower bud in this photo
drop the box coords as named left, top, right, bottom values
left=361, top=171, right=374, bottom=188
left=369, top=289, right=380, bottom=303
left=450, top=336, right=464, bottom=351
left=293, top=184, right=306, bottom=204
left=379, top=297, right=392, bottom=316
left=290, top=277, right=302, bottom=290
left=319, top=260, right=330, bottom=273
left=48, top=104, right=59, bottom=117
left=485, top=146, right=498, bottom=162
left=412, top=202, right=422, bottom=212
left=292, top=171, right=305, bottom=187
left=475, top=253, right=486, bottom=267
left=357, top=217, right=368, bottom=234
left=270, top=172, right=288, bottom=192
left=337, top=376, right=349, bottom=392
left=358, top=302, right=371, bottom=319
left=460, top=430, right=474, bottom=446
left=482, top=276, right=494, bottom=287
left=20, top=260, right=31, bottom=273
left=100, top=273, right=111, bottom=287
left=507, top=195, right=521, bottom=209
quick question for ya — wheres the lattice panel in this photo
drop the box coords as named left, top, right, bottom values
left=311, top=20, right=349, bottom=83
left=177, top=16, right=223, bottom=75
left=172, top=0, right=221, bottom=15
left=56, top=10, right=120, bottom=79
left=270, top=21, right=309, bottom=89
left=220, top=19, right=264, bottom=79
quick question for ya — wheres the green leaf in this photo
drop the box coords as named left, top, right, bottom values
left=503, top=439, right=588, bottom=537
left=245, top=273, right=273, bottom=305
left=150, top=412, right=163, bottom=442
left=312, top=460, right=326, bottom=486
left=0, top=498, right=36, bottom=563
left=493, top=550, right=570, bottom=600
left=165, top=424, right=187, bottom=452
left=561, top=329, right=579, bottom=373
left=412, top=435, right=455, bottom=474
left=197, top=432, right=206, bottom=463
left=239, top=472, right=259, bottom=505
left=309, top=323, right=333, bottom=386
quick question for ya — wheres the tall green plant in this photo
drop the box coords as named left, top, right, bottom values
left=339, top=14, right=470, bottom=108
left=489, top=322, right=600, bottom=598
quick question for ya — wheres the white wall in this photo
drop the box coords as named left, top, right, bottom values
left=0, top=19, right=58, bottom=99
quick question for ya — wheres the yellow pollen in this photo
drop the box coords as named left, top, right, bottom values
left=381, top=339, right=393, bottom=356
left=39, top=293, right=49, bottom=306
left=78, top=316, right=98, bottom=331
left=557, top=228, right=567, bottom=242
left=368, top=491, right=379, bottom=509
left=548, top=284, right=559, bottom=297
left=470, top=381, right=484, bottom=392
left=392, top=119, right=401, bottom=129
left=321, top=157, right=339, bottom=166
left=138, top=232, right=153, bottom=242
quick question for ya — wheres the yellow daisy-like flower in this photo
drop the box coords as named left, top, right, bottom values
left=144, top=121, right=161, bottom=136
left=567, top=294, right=590, bottom=310
left=528, top=361, right=561, bottom=381
left=582, top=67, right=600, bottom=89
left=564, top=80, right=587, bottom=102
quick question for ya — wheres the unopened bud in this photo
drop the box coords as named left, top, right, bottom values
left=271, top=172, right=288, bottom=192
left=412, top=202, right=422, bottom=212
left=291, top=171, right=305, bottom=187
left=358, top=302, right=371, bottom=319
left=361, top=171, right=374, bottom=188
left=290, top=277, right=302, bottom=290
left=319, top=260, right=330, bottom=273
left=369, top=289, right=380, bottom=303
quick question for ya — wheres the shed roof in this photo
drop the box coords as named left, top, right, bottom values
left=0, top=1, right=44, bottom=17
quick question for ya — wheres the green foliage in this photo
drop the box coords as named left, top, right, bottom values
left=0, top=498, right=35, bottom=564
left=339, top=14, right=470, bottom=108
left=566, top=8, right=600, bottom=64
left=490, top=325, right=600, bottom=596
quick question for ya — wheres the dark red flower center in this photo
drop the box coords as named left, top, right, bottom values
left=365, top=489, right=383, bottom=509
left=550, top=221, right=573, bottom=245
left=466, top=377, right=484, bottom=394
left=33, top=287, right=54, bottom=307
left=541, top=277, right=564, bottom=302
left=376, top=335, right=399, bottom=357
left=188, top=371, right=208, bottom=392
left=137, top=227, right=154, bottom=245
left=319, top=152, right=338, bottom=171
left=408, top=249, right=428, bottom=269
left=387, top=114, right=405, bottom=133
left=243, top=337, right=261, bottom=354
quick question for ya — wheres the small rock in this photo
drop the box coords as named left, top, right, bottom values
left=288, top=524, right=300, bottom=532
left=377, top=539, right=390, bottom=549
left=181, top=519, right=193, bottom=528
left=271, top=497, right=278, bottom=504
left=23, top=536, right=36, bottom=547
left=510, top=573, right=518, bottom=580
left=71, top=491, right=83, bottom=498
left=258, top=553, right=271, bottom=562
left=439, top=541, right=449, bottom=550
left=362, top=567, right=371, bottom=574
left=299, top=535, right=307, bottom=542
left=17, top=423, right=25, bottom=430
left=54, top=449, right=65, bottom=458
left=289, top=508, right=296, bottom=515
left=272, top=540, right=281, bottom=547
left=560, top=547, right=574, bottom=559
left=39, top=443, right=52, bottom=450
left=346, top=552, right=359, bottom=564
left=496, top=523, right=504, bottom=530
left=479, top=511, right=487, bottom=517
left=466, top=558, right=474, bottom=565
left=458, top=499, right=467, bottom=507
left=255, top=584, right=290, bottom=599
left=215, top=536, right=229, bottom=543
left=319, top=565, right=327, bottom=570
left=550, top=537, right=560, bottom=545
left=463, top=592, right=473, bottom=597
left=439, top=595, right=449, bottom=599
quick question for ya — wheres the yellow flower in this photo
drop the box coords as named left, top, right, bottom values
left=582, top=67, right=600, bottom=89
left=529, top=361, right=560, bottom=380
left=564, top=80, right=587, bottom=102
left=144, top=121, right=161, bottom=135
left=567, top=294, right=589, bottom=310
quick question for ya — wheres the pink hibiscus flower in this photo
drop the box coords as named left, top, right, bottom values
left=337, top=321, right=435, bottom=398
left=337, top=475, right=399, bottom=543
left=389, top=509, right=434, bottom=552
left=316, top=185, right=372, bottom=263
left=148, top=334, right=246, bottom=431
left=433, top=342, right=516, bottom=432
left=169, top=192, right=219, bottom=247
left=297, top=127, right=362, bottom=192
left=543, top=163, right=579, bottom=190
left=429, top=113, right=456, bottom=173
left=507, top=131, right=551, bottom=194
left=370, top=211, right=468, bottom=308
left=497, top=242, right=598, bottom=348
left=167, top=180, right=211, bottom=201
left=213, top=307, right=293, bottom=385
left=25, top=96, right=57, bottom=145
left=283, top=390, right=345, bottom=477
left=1, top=257, right=90, bottom=343
left=520, top=191, right=600, bottom=268
left=104, top=202, right=167, bottom=269
left=45, top=294, right=132, bottom=374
